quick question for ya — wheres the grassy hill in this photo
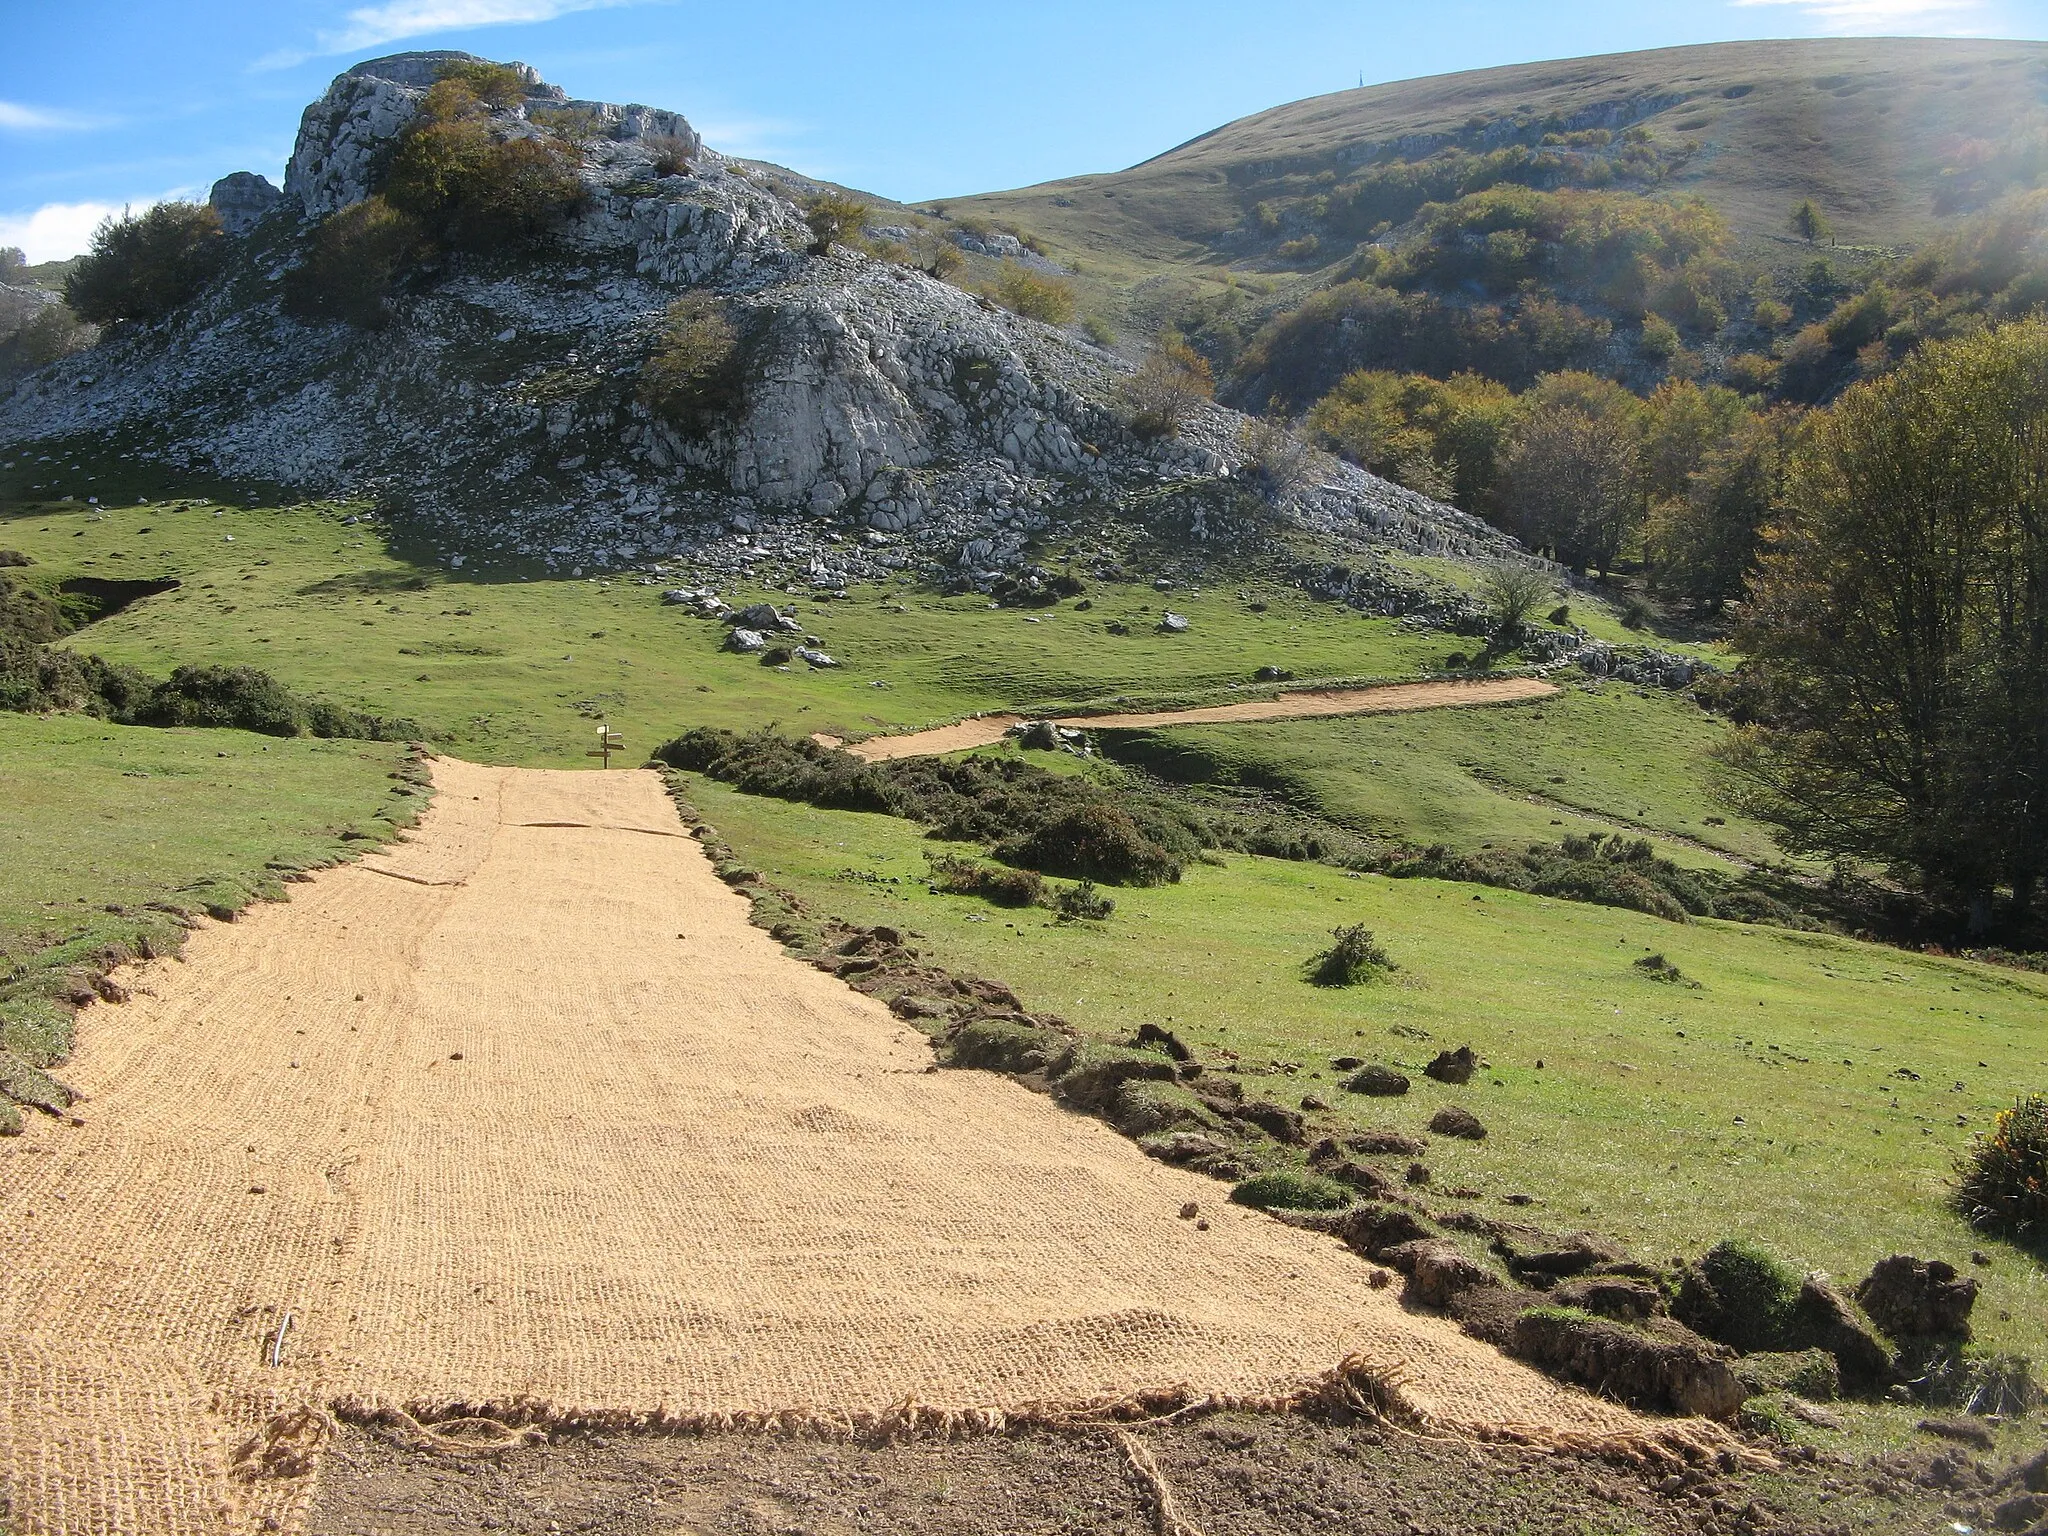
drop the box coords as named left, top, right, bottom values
left=956, top=38, right=2048, bottom=294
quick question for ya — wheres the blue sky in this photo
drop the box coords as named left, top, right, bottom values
left=4, top=0, right=2046, bottom=261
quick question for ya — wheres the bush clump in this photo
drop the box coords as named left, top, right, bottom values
left=1052, top=879, right=1115, bottom=921
left=64, top=202, right=226, bottom=325
left=802, top=193, right=870, bottom=255
left=1310, top=923, right=1394, bottom=986
left=283, top=196, right=429, bottom=328
left=927, top=850, right=1046, bottom=907
left=637, top=293, right=742, bottom=421
left=996, top=800, right=1181, bottom=886
left=987, top=262, right=1076, bottom=325
left=1230, top=1170, right=1354, bottom=1212
left=1955, top=1094, right=2048, bottom=1250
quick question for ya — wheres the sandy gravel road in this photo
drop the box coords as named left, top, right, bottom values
left=825, top=676, right=1557, bottom=761
left=0, top=757, right=1638, bottom=1535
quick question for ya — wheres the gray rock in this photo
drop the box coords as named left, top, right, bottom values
left=793, top=646, right=836, bottom=668
left=208, top=172, right=282, bottom=236
left=725, top=627, right=768, bottom=653
left=1158, top=610, right=1189, bottom=633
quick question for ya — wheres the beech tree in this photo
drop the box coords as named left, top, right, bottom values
left=1724, top=319, right=2048, bottom=927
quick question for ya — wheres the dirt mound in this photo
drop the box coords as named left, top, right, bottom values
left=0, top=760, right=1649, bottom=1535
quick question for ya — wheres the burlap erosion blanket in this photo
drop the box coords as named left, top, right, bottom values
left=0, top=759, right=1643, bottom=1534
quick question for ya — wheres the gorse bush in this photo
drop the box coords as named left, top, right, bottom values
left=64, top=202, right=226, bottom=325
left=1310, top=923, right=1394, bottom=986
left=654, top=727, right=1195, bottom=885
left=926, top=851, right=1045, bottom=908
left=1956, top=1094, right=2048, bottom=1250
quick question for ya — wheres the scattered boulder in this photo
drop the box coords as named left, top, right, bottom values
left=725, top=627, right=769, bottom=653
left=730, top=603, right=801, bottom=632
left=1429, top=1105, right=1487, bottom=1140
left=1855, top=1254, right=1978, bottom=1341
left=1424, top=1046, right=1477, bottom=1085
left=1015, top=719, right=1062, bottom=750
left=208, top=171, right=282, bottom=236
left=1344, top=1064, right=1410, bottom=1096
left=793, top=646, right=838, bottom=668
left=1158, top=611, right=1190, bottom=633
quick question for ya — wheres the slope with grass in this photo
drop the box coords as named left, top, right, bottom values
left=954, top=39, right=2048, bottom=299
left=0, top=495, right=1477, bottom=761
left=1103, top=679, right=1779, bottom=868
left=686, top=772, right=2048, bottom=1371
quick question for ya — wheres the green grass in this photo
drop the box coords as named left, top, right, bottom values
left=687, top=771, right=2048, bottom=1367
left=0, top=495, right=1462, bottom=764
left=0, top=712, right=411, bottom=1073
left=1107, top=682, right=1779, bottom=868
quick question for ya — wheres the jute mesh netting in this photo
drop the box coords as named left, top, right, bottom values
left=0, top=761, right=1671, bottom=1535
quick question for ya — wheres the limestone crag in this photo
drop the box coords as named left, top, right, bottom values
left=0, top=52, right=1520, bottom=587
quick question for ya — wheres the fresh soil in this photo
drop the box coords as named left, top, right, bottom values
left=303, top=1411, right=1987, bottom=1536
left=828, top=678, right=1558, bottom=762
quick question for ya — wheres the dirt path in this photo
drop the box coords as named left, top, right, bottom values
left=0, top=758, right=1640, bottom=1536
left=826, top=678, right=1557, bottom=762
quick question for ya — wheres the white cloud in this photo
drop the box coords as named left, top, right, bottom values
left=257, top=0, right=646, bottom=67
left=0, top=201, right=149, bottom=264
left=0, top=101, right=107, bottom=133
left=1731, top=0, right=1998, bottom=34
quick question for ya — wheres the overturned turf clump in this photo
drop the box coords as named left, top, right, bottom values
left=1231, top=1169, right=1354, bottom=1212
left=1513, top=1308, right=1746, bottom=1420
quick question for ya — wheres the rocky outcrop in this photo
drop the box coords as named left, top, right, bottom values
left=0, top=52, right=1523, bottom=588
left=207, top=173, right=282, bottom=236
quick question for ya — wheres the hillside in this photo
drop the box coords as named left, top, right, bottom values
left=957, top=38, right=2048, bottom=286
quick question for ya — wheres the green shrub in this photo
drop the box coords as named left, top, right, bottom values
left=1053, top=879, right=1115, bottom=921
left=1310, top=923, right=1393, bottom=985
left=997, top=800, right=1182, bottom=886
left=802, top=193, right=870, bottom=255
left=926, top=850, right=1046, bottom=907
left=1081, top=315, right=1116, bottom=347
left=1956, top=1093, right=2048, bottom=1250
left=1230, top=1170, right=1353, bottom=1212
left=384, top=105, right=585, bottom=251
left=283, top=196, right=428, bottom=328
left=1122, top=333, right=1214, bottom=439
left=637, top=293, right=740, bottom=421
left=644, top=134, right=694, bottom=177
left=64, top=202, right=225, bottom=325
left=436, top=60, right=530, bottom=109
left=988, top=262, right=1076, bottom=326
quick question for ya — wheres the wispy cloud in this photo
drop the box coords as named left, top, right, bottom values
left=0, top=101, right=110, bottom=133
left=1730, top=0, right=1999, bottom=35
left=691, top=115, right=809, bottom=163
left=257, top=0, right=647, bottom=69
left=0, top=200, right=148, bottom=264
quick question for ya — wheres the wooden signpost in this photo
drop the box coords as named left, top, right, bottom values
left=587, top=721, right=624, bottom=768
